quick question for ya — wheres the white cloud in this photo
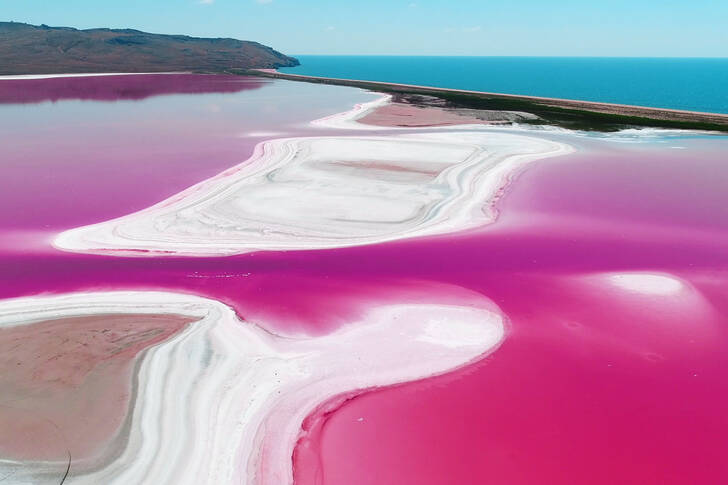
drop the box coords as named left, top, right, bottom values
left=463, top=26, right=482, bottom=33
left=256, top=0, right=273, bottom=3
left=325, top=26, right=336, bottom=31
left=198, top=0, right=214, bottom=4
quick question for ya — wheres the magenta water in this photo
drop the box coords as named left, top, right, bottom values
left=2, top=75, right=728, bottom=483
left=0, top=74, right=375, bottom=232
left=0, top=74, right=269, bottom=104
left=293, top=137, right=728, bottom=485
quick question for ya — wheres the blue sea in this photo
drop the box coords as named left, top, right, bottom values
left=280, top=56, right=728, bottom=114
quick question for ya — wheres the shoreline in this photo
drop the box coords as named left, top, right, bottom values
left=0, top=291, right=503, bottom=484
left=52, top=78, right=574, bottom=257
left=54, top=131, right=572, bottom=256
left=243, top=69, right=728, bottom=132
left=0, top=72, right=188, bottom=80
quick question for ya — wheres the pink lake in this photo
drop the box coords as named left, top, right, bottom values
left=1, top=74, right=728, bottom=484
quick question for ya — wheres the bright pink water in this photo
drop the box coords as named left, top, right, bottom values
left=2, top=75, right=728, bottom=483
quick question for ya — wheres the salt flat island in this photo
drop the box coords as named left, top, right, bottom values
left=54, top=128, right=572, bottom=256
left=0, top=291, right=503, bottom=484
left=2, top=66, right=728, bottom=485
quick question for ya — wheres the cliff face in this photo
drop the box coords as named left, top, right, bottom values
left=0, top=22, right=299, bottom=75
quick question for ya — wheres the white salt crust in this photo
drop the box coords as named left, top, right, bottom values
left=0, top=72, right=185, bottom=80
left=0, top=291, right=504, bottom=484
left=54, top=131, right=572, bottom=256
left=607, top=272, right=685, bottom=295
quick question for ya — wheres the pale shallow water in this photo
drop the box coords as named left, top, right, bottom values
left=1, top=74, right=728, bottom=484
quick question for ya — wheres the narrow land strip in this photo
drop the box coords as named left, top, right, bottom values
left=242, top=69, right=728, bottom=132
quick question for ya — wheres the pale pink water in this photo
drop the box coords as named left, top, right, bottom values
left=1, top=75, right=728, bottom=483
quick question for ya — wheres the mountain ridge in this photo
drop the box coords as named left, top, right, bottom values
left=0, top=21, right=299, bottom=75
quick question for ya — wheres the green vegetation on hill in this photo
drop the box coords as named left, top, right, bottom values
left=0, top=22, right=299, bottom=75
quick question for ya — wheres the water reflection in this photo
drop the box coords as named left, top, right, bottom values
left=0, top=73, right=266, bottom=104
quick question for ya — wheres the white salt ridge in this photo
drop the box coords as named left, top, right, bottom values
left=237, top=131, right=285, bottom=138
left=0, top=291, right=504, bottom=484
left=310, top=93, right=392, bottom=130
left=54, top=130, right=572, bottom=256
left=607, top=272, right=685, bottom=295
left=0, top=72, right=185, bottom=80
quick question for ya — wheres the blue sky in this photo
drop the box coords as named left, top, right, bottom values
left=2, top=0, right=727, bottom=56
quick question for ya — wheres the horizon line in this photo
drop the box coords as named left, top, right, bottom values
left=287, top=54, right=728, bottom=59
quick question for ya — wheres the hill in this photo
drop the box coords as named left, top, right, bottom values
left=0, top=21, right=298, bottom=75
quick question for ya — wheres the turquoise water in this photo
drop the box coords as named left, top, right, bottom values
left=280, top=56, right=728, bottom=114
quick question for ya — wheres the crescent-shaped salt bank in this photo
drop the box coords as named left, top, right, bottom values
left=54, top=131, right=572, bottom=256
left=0, top=291, right=504, bottom=484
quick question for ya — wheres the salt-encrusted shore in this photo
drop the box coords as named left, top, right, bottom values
left=0, top=291, right=504, bottom=484
left=0, top=72, right=185, bottom=80
left=54, top=132, right=571, bottom=256
left=54, top=97, right=573, bottom=256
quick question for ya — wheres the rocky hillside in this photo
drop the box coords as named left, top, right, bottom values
left=0, top=22, right=298, bottom=75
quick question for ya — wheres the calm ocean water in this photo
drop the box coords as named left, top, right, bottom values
left=281, top=56, right=728, bottom=114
